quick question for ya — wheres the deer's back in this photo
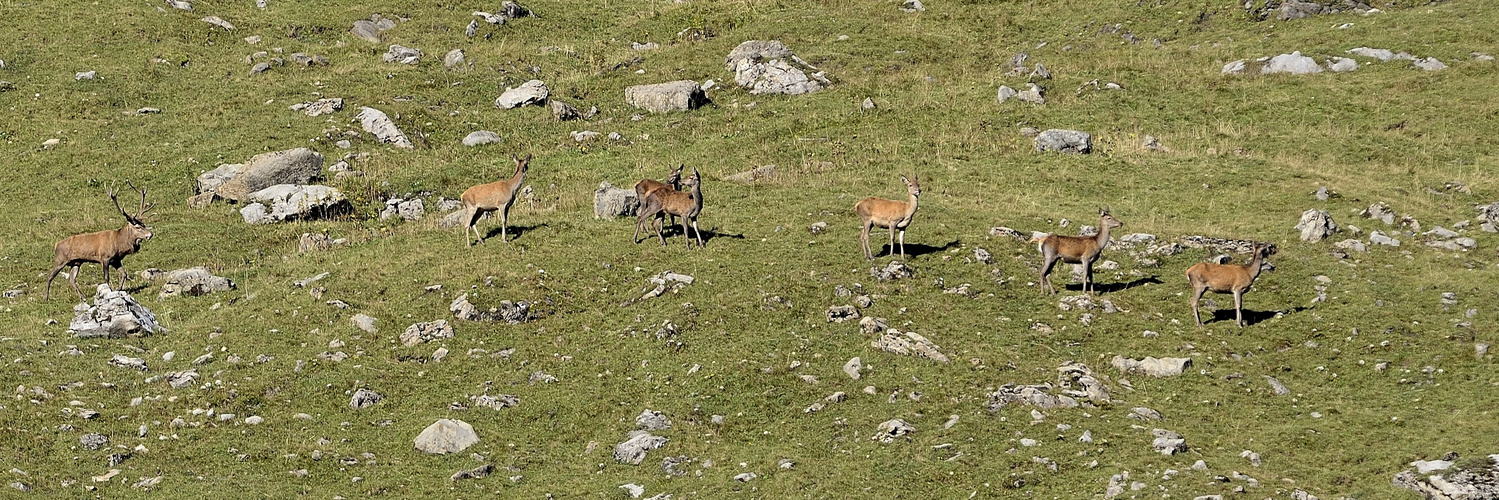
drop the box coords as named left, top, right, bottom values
left=54, top=229, right=120, bottom=264
left=1185, top=262, right=1253, bottom=292
left=1042, top=234, right=1100, bottom=261
left=855, top=197, right=910, bottom=226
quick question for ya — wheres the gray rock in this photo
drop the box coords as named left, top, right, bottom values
left=297, top=98, right=343, bottom=117
left=110, top=354, right=148, bottom=371
left=355, top=107, right=414, bottom=148
left=871, top=328, right=949, bottom=363
left=636, top=410, right=672, bottom=431
left=870, top=260, right=914, bottom=281
left=75, top=70, right=98, bottom=81
left=872, top=419, right=914, bottom=443
left=988, top=384, right=1079, bottom=411
left=900, top=0, right=924, bottom=12
left=209, top=148, right=324, bottom=200
left=450, top=294, right=531, bottom=323
left=549, top=99, right=581, bottom=121
left=1294, top=209, right=1339, bottom=242
left=70, top=286, right=164, bottom=338
left=1264, top=376, right=1291, bottom=395
left=241, top=184, right=352, bottom=223
left=400, top=320, right=452, bottom=346
left=734, top=58, right=823, bottom=95
left=80, top=433, right=109, bottom=450
left=1275, top=0, right=1323, bottom=20
left=1333, top=239, right=1367, bottom=252
left=1151, top=429, right=1186, bottom=455
left=862, top=97, right=876, bottom=110
left=827, top=305, right=860, bottom=323
left=593, top=181, right=639, bottom=218
left=200, top=16, right=234, bottom=30
left=381, top=44, right=422, bottom=64
left=157, top=267, right=235, bottom=299
left=843, top=357, right=862, bottom=380
left=166, top=369, right=198, bottom=388
left=351, top=313, right=377, bottom=333
left=1412, top=57, right=1447, bottom=71
left=624, top=80, right=709, bottom=113
left=443, top=49, right=465, bottom=69
left=1262, top=51, right=1322, bottom=75
left=1347, top=47, right=1397, bottom=62
left=414, top=419, right=479, bottom=454
left=1222, top=60, right=1246, bottom=74
left=1395, top=460, right=1499, bottom=499
left=1475, top=52, right=1497, bottom=62
left=350, top=388, right=384, bottom=409
left=351, top=20, right=381, bottom=43
left=614, top=431, right=668, bottom=464
left=470, top=394, right=518, bottom=411
left=570, top=130, right=601, bottom=142
left=1369, top=230, right=1400, bottom=246
left=1129, top=407, right=1163, bottom=421
left=1015, top=83, right=1045, bottom=104
left=724, top=40, right=795, bottom=70
left=1111, top=356, right=1191, bottom=377
left=1034, top=129, right=1092, bottom=154
left=288, top=52, right=328, bottom=66
left=996, top=85, right=1018, bottom=103
left=1327, top=57, right=1358, bottom=72
left=462, top=130, right=502, bottom=147
left=166, top=0, right=192, bottom=10
left=495, top=80, right=548, bottom=109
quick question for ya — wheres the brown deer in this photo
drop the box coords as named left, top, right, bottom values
left=1186, top=243, right=1275, bottom=327
left=635, top=168, right=704, bottom=248
left=45, top=182, right=156, bottom=301
left=632, top=164, right=683, bottom=237
left=1032, top=208, right=1122, bottom=295
left=855, top=175, right=920, bottom=260
left=460, top=154, right=530, bottom=246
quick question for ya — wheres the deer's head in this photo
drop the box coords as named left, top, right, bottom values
left=902, top=175, right=921, bottom=197
left=110, top=182, right=155, bottom=243
left=1099, top=207, right=1122, bottom=229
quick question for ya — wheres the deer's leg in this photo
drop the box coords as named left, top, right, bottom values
left=887, top=226, right=896, bottom=259
left=68, top=266, right=84, bottom=301
left=463, top=207, right=479, bottom=246
left=499, top=209, right=509, bottom=243
left=1083, top=260, right=1094, bottom=295
left=692, top=219, right=704, bottom=248
left=1190, top=286, right=1206, bottom=326
left=1234, top=290, right=1245, bottom=328
left=860, top=221, right=872, bottom=260
left=1039, top=252, right=1058, bottom=294
left=898, top=229, right=906, bottom=259
left=45, top=264, right=66, bottom=301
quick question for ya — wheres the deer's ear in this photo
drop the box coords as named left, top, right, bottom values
left=900, top=175, right=910, bottom=184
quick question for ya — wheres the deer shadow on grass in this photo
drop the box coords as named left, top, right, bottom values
left=482, top=223, right=549, bottom=243
left=1078, top=275, right=1165, bottom=294
left=1205, top=305, right=1309, bottom=327
left=644, top=224, right=744, bottom=246
left=873, top=239, right=959, bottom=259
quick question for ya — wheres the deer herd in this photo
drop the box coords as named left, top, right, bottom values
left=45, top=158, right=1276, bottom=327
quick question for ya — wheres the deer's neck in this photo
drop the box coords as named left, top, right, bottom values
left=1246, top=251, right=1264, bottom=280
left=115, top=226, right=140, bottom=254
left=1094, top=220, right=1113, bottom=252
left=903, top=192, right=919, bottom=221
left=507, top=169, right=526, bottom=195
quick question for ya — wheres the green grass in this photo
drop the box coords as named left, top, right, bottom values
left=2, top=0, right=1498, bottom=497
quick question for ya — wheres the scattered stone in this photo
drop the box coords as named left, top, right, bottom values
left=1111, top=356, right=1191, bottom=378
left=1334, top=239, right=1367, bottom=253
left=843, top=357, right=862, bottom=380
left=1294, top=209, right=1339, bottom=242
left=1327, top=56, right=1358, bottom=72
left=872, top=419, right=914, bottom=443
left=1369, top=231, right=1401, bottom=247
left=1034, top=129, right=1091, bottom=154
left=200, top=16, right=234, bottom=30
left=110, top=354, right=148, bottom=371
left=166, top=369, right=198, bottom=388
left=871, top=327, right=949, bottom=363
left=80, top=433, right=109, bottom=450
left=827, top=305, right=860, bottom=323
left=470, top=394, right=518, bottom=411
left=624, top=80, right=710, bottom=113
left=1264, top=376, right=1291, bottom=395
left=636, top=410, right=671, bottom=431
left=722, top=164, right=777, bottom=183
left=900, top=0, right=924, bottom=12
left=355, top=107, right=414, bottom=148
left=350, top=388, right=383, bottom=409
left=156, top=267, right=234, bottom=299
left=287, top=52, right=328, bottom=66
left=70, top=286, right=165, bottom=338
left=495, top=80, right=549, bottom=109
left=451, top=463, right=494, bottom=481
left=443, top=49, right=465, bottom=69
left=400, top=320, right=453, bottom=346
left=734, top=472, right=758, bottom=482
left=570, top=130, right=601, bottom=142
left=614, top=431, right=668, bottom=465
left=414, top=419, right=479, bottom=454
left=1394, top=455, right=1499, bottom=499
left=1151, top=429, right=1186, bottom=455
left=240, top=185, right=352, bottom=224
left=870, top=261, right=914, bottom=281
left=350, top=20, right=381, bottom=43
left=351, top=313, right=377, bottom=333
left=1347, top=47, right=1398, bottom=62
left=639, top=271, right=694, bottom=300
left=245, top=415, right=264, bottom=425
left=1412, top=57, right=1447, bottom=71
left=1262, top=51, right=1321, bottom=75
left=462, top=130, right=503, bottom=147
left=450, top=294, right=531, bottom=323
left=292, top=98, right=343, bottom=117
left=1015, top=83, right=1045, bottom=104
left=1129, top=407, right=1163, bottom=421
left=1242, top=449, right=1263, bottom=467
left=203, top=147, right=324, bottom=200
left=549, top=99, right=581, bottom=121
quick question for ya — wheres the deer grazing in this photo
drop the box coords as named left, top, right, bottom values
left=635, top=168, right=704, bottom=248
left=855, top=175, right=920, bottom=260
left=1032, top=208, right=1122, bottom=295
left=1186, top=243, right=1275, bottom=327
left=632, top=164, right=683, bottom=237
left=460, top=154, right=530, bottom=246
left=45, top=182, right=156, bottom=301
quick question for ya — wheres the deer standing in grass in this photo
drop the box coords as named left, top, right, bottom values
left=45, top=182, right=155, bottom=301
left=461, top=154, right=530, bottom=246
left=1186, top=243, right=1275, bottom=327
left=635, top=168, right=704, bottom=248
left=1032, top=208, right=1122, bottom=295
left=855, top=175, right=920, bottom=260
left=632, top=164, right=683, bottom=237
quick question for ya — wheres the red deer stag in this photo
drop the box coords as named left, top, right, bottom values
left=855, top=175, right=920, bottom=260
left=1033, top=208, right=1122, bottom=295
left=635, top=168, right=704, bottom=248
left=46, top=182, right=155, bottom=301
left=1186, top=243, right=1275, bottom=327
left=460, top=154, right=530, bottom=246
left=632, top=164, right=683, bottom=237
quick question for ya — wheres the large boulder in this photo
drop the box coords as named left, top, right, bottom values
left=725, top=41, right=827, bottom=95
left=240, top=184, right=352, bottom=224
left=724, top=40, right=795, bottom=70
left=69, top=285, right=165, bottom=338
left=355, top=107, right=414, bottom=149
left=624, top=81, right=709, bottom=113
left=414, top=419, right=479, bottom=454
left=1294, top=209, right=1339, bottom=242
left=462, top=130, right=503, bottom=146
left=157, top=267, right=235, bottom=299
left=1034, top=129, right=1092, bottom=154
left=1111, top=356, right=1191, bottom=377
left=495, top=80, right=548, bottom=109
left=594, top=181, right=638, bottom=218
left=613, top=431, right=668, bottom=465
left=208, top=148, right=324, bottom=201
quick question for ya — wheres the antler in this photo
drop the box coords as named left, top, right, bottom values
left=126, top=181, right=155, bottom=221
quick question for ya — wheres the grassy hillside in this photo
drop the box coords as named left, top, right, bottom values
left=2, top=0, right=1496, bottom=497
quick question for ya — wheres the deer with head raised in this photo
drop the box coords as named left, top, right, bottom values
left=1032, top=208, right=1122, bottom=295
left=46, top=182, right=155, bottom=301
left=632, top=164, right=683, bottom=236
left=635, top=168, right=704, bottom=248
left=855, top=175, right=920, bottom=260
left=1186, top=243, right=1275, bottom=327
left=460, top=154, right=530, bottom=246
